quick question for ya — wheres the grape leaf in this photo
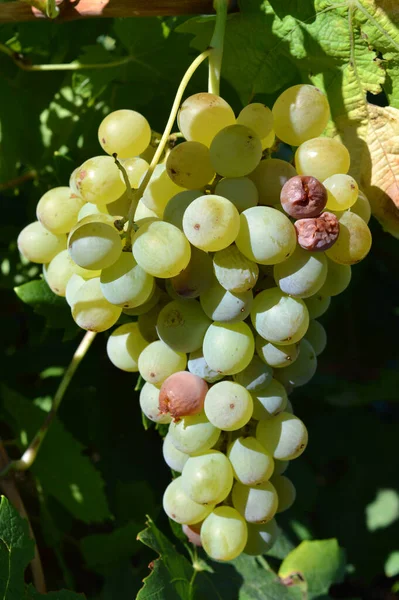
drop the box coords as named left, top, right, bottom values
left=1, top=386, right=111, bottom=523
left=81, top=521, right=141, bottom=569
left=25, top=585, right=86, bottom=599
left=0, top=496, right=35, bottom=600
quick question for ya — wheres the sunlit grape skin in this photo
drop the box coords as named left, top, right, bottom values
left=18, top=221, right=66, bottom=264
left=98, top=109, right=151, bottom=158
left=178, top=92, right=235, bottom=147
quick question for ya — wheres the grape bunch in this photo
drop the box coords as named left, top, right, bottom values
left=17, top=84, right=372, bottom=562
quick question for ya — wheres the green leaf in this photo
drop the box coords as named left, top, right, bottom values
left=25, top=584, right=86, bottom=599
left=0, top=496, right=35, bottom=600
left=385, top=551, right=399, bottom=578
left=366, top=489, right=399, bottom=531
left=278, top=539, right=346, bottom=599
left=1, top=386, right=111, bottom=523
left=81, top=521, right=141, bottom=569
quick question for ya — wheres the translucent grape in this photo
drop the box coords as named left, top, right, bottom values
left=100, top=252, right=154, bottom=308
left=261, top=129, right=275, bottom=150
left=237, top=103, right=274, bottom=139
left=256, top=336, right=299, bottom=369
left=121, top=156, right=149, bottom=188
left=213, top=245, right=259, bottom=293
left=232, top=480, right=278, bottom=524
left=134, top=199, right=159, bottom=223
left=236, top=207, right=296, bottom=265
left=163, top=477, right=214, bottom=525
left=138, top=295, right=170, bottom=342
left=324, top=174, right=358, bottom=211
left=304, top=320, right=327, bottom=356
left=251, top=288, right=309, bottom=345
left=36, top=187, right=84, bottom=234
left=319, top=258, right=351, bottom=296
left=256, top=412, right=308, bottom=460
left=168, top=412, right=220, bottom=455
left=139, top=382, right=171, bottom=424
left=200, top=280, right=253, bottom=322
left=325, top=211, right=372, bottom=265
left=271, top=474, right=296, bottom=513
left=46, top=249, right=99, bottom=297
left=169, top=247, right=213, bottom=299
left=166, top=141, right=215, bottom=189
left=251, top=378, right=288, bottom=420
left=65, top=274, right=85, bottom=307
left=178, top=93, right=235, bottom=147
left=204, top=381, right=253, bottom=431
left=214, top=177, right=259, bottom=213
left=181, top=450, right=233, bottom=504
left=123, top=285, right=163, bottom=317
left=249, top=158, right=297, bottom=205
left=227, top=436, right=274, bottom=486
left=163, top=190, right=202, bottom=230
left=98, top=109, right=151, bottom=158
left=210, top=124, right=262, bottom=177
left=68, top=215, right=122, bottom=270
left=201, top=506, right=247, bottom=561
left=138, top=340, right=187, bottom=387
left=233, top=355, right=273, bottom=393
left=162, top=434, right=190, bottom=473
left=107, top=190, right=131, bottom=217
left=78, top=202, right=108, bottom=221
left=71, top=278, right=122, bottom=332
left=132, top=219, right=191, bottom=278
left=141, top=164, right=184, bottom=217
left=274, top=460, right=289, bottom=475
left=272, top=84, right=330, bottom=146
left=351, top=189, right=371, bottom=223
left=273, top=246, right=328, bottom=298
left=73, top=156, right=126, bottom=205
left=274, top=339, right=317, bottom=388
left=106, top=322, right=149, bottom=372
left=187, top=349, right=224, bottom=383
left=304, top=293, right=331, bottom=319
left=203, top=321, right=254, bottom=376
left=18, top=221, right=66, bottom=264
left=244, top=519, right=279, bottom=556
left=156, top=300, right=211, bottom=353
left=295, top=138, right=350, bottom=182
left=182, top=194, right=240, bottom=252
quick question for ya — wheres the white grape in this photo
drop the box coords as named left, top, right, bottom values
left=232, top=480, right=278, bottom=524
left=251, top=378, right=288, bottom=420
left=251, top=288, right=309, bottom=345
left=210, top=124, right=262, bottom=177
left=178, top=93, right=235, bottom=147
left=183, top=194, right=240, bottom=252
left=106, top=322, right=149, bottom=372
left=274, top=246, right=328, bottom=298
left=256, top=412, right=308, bottom=460
left=18, top=221, right=66, bottom=264
left=204, top=381, right=253, bottom=431
left=227, top=436, right=274, bottom=486
left=138, top=340, right=187, bottom=387
left=71, top=277, right=122, bottom=332
left=139, top=382, right=171, bottom=424
left=213, top=245, right=259, bottom=293
left=100, top=252, right=154, bottom=308
left=168, top=411, right=220, bottom=455
left=181, top=450, right=233, bottom=505
left=36, top=187, right=84, bottom=234
left=215, top=177, right=259, bottom=213
left=98, top=109, right=151, bottom=158
left=203, top=321, right=254, bottom=376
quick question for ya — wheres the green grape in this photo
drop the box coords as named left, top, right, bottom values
left=65, top=274, right=85, bottom=307
left=350, top=189, right=371, bottom=223
left=324, top=174, right=358, bottom=211
left=256, top=336, right=299, bottom=369
left=270, top=474, right=296, bottom=513
left=139, top=382, right=171, bottom=424
left=251, top=378, right=288, bottom=420
left=304, top=293, right=331, bottom=319
left=203, top=321, right=254, bottom=376
left=295, top=138, right=350, bottom=182
left=261, top=129, right=275, bottom=150
left=204, top=381, right=253, bottom=431
left=274, top=460, right=289, bottom=475
left=236, top=207, right=296, bottom=265
left=78, top=202, right=108, bottom=221
left=273, top=246, right=328, bottom=298
left=187, top=349, right=224, bottom=383
left=163, top=190, right=202, bottom=230
left=304, top=320, right=327, bottom=356
left=215, top=177, right=259, bottom=213
left=249, top=158, right=297, bottom=205
left=251, top=288, right=309, bottom=345
left=100, top=252, right=154, bottom=308
left=72, top=156, right=126, bottom=205
left=227, top=436, right=274, bottom=486
left=319, top=258, right=351, bottom=296
left=168, top=411, right=221, bottom=455
left=36, top=187, right=84, bottom=234
left=46, top=249, right=100, bottom=297
left=18, top=221, right=66, bottom=264
left=134, top=199, right=159, bottom=223
left=256, top=412, right=308, bottom=460
left=200, top=279, right=253, bottom=322
left=106, top=322, right=149, bottom=372
left=286, top=399, right=294, bottom=414
left=237, top=103, right=274, bottom=140
left=210, top=124, right=262, bottom=177
left=166, top=141, right=215, bottom=189
left=325, top=211, right=372, bottom=265
left=98, top=109, right=151, bottom=158
left=123, top=285, right=163, bottom=317
left=162, top=434, right=190, bottom=473
left=272, top=84, right=330, bottom=146
left=178, top=92, right=235, bottom=147
left=232, top=480, right=278, bottom=524
left=120, top=156, right=149, bottom=188
left=138, top=294, right=170, bottom=342
left=213, top=245, right=259, bottom=293
left=71, top=278, right=122, bottom=332
left=233, top=355, right=273, bottom=393
left=106, top=190, right=131, bottom=217
left=181, top=450, right=233, bottom=504
left=138, top=340, right=187, bottom=387
left=182, top=194, right=240, bottom=252
left=201, top=506, right=247, bottom=561
left=156, top=299, right=211, bottom=353
left=68, top=215, right=123, bottom=271
left=169, top=247, right=213, bottom=299
left=274, top=339, right=317, bottom=388
left=163, top=477, right=214, bottom=525
left=132, top=219, right=191, bottom=278
left=244, top=519, right=279, bottom=556
left=141, top=164, right=184, bottom=217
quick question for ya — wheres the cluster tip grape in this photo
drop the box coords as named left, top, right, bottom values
left=17, top=84, right=372, bottom=562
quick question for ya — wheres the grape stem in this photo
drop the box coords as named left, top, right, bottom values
left=0, top=330, right=96, bottom=478
left=208, top=0, right=228, bottom=95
